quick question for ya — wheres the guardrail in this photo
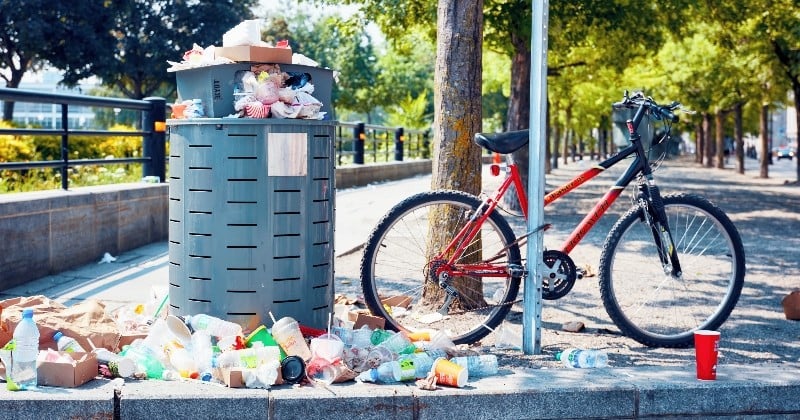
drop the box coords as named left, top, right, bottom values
left=1, top=87, right=431, bottom=191
left=0, top=87, right=166, bottom=190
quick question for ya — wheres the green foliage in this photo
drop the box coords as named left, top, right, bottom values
left=385, top=90, right=430, bottom=129
left=0, top=123, right=144, bottom=193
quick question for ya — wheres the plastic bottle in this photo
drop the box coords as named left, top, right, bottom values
left=556, top=348, right=609, bottom=368
left=451, top=354, right=499, bottom=377
left=356, top=360, right=403, bottom=383
left=185, top=314, right=243, bottom=339
left=11, top=308, right=40, bottom=390
left=53, top=331, right=87, bottom=353
left=399, top=352, right=435, bottom=379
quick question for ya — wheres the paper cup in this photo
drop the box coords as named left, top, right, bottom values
left=432, top=358, right=468, bottom=388
left=272, top=317, right=312, bottom=361
left=694, top=330, right=721, bottom=380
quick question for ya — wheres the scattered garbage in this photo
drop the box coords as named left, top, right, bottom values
left=556, top=348, right=609, bottom=369
left=98, top=252, right=117, bottom=264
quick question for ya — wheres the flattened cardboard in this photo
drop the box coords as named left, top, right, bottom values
left=37, top=351, right=98, bottom=388
left=348, top=311, right=385, bottom=330
left=215, top=46, right=292, bottom=64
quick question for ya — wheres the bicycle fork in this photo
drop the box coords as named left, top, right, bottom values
left=638, top=181, right=683, bottom=278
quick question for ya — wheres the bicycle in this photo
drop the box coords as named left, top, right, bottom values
left=359, top=92, right=745, bottom=348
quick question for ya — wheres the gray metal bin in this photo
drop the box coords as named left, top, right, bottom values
left=167, top=119, right=335, bottom=332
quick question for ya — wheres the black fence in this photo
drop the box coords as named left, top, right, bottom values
left=0, top=87, right=431, bottom=191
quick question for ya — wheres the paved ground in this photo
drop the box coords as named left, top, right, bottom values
left=1, top=154, right=799, bottom=419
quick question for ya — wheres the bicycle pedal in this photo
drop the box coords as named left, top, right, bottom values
left=507, top=264, right=527, bottom=277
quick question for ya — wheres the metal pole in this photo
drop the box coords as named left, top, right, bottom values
left=523, top=0, right=549, bottom=355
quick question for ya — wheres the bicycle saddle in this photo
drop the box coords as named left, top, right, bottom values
left=474, top=130, right=530, bottom=154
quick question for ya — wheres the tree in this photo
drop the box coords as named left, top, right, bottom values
left=0, top=2, right=118, bottom=120
left=94, top=0, right=256, bottom=100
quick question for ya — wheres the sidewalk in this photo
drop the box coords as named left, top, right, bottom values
left=1, top=158, right=799, bottom=419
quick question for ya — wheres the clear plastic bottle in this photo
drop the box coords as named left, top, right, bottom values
left=53, top=331, right=87, bottom=353
left=185, top=314, right=243, bottom=339
left=451, top=354, right=499, bottom=377
left=11, top=308, right=40, bottom=390
left=556, top=348, right=608, bottom=368
left=399, top=352, right=435, bottom=379
left=356, top=360, right=402, bottom=383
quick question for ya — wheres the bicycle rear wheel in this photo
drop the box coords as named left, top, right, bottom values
left=599, top=193, right=745, bottom=347
left=360, top=190, right=522, bottom=345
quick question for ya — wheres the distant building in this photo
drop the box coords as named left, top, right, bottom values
left=2, top=69, right=101, bottom=129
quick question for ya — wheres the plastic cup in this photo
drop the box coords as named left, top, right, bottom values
left=378, top=331, right=414, bottom=354
left=271, top=317, right=312, bottom=361
left=366, top=345, right=394, bottom=368
left=432, top=357, right=468, bottom=388
left=694, top=330, right=721, bottom=380
left=310, top=334, right=344, bottom=363
left=351, top=327, right=373, bottom=348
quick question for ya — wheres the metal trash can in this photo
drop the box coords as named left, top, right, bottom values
left=167, top=119, right=335, bottom=331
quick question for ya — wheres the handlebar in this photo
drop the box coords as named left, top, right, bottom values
left=613, top=92, right=681, bottom=123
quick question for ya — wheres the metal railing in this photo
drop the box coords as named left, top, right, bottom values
left=0, top=87, right=166, bottom=190
left=0, top=87, right=430, bottom=191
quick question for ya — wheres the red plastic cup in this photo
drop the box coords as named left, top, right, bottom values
left=694, top=330, right=721, bottom=380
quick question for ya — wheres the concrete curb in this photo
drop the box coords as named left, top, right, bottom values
left=2, top=363, right=798, bottom=419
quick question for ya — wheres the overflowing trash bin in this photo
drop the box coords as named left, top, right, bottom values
left=167, top=118, right=335, bottom=332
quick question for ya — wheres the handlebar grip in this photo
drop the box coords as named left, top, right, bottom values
left=657, top=105, right=679, bottom=123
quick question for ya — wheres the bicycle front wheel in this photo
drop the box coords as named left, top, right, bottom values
left=360, top=190, right=522, bottom=345
left=599, top=193, right=745, bottom=347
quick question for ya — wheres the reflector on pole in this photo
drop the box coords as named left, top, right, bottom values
left=523, top=0, right=549, bottom=355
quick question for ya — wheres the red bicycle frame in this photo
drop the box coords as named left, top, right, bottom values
left=433, top=139, right=651, bottom=278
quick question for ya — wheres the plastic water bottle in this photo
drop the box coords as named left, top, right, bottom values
left=451, top=354, right=499, bottom=377
left=11, top=308, right=40, bottom=390
left=356, top=360, right=403, bottom=383
left=185, top=314, right=243, bottom=339
left=53, top=331, right=87, bottom=353
left=399, top=352, right=436, bottom=379
left=556, top=348, right=609, bottom=368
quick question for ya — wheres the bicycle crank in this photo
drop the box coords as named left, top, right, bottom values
left=541, top=250, right=577, bottom=300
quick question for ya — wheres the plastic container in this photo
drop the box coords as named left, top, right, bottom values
left=356, top=360, right=403, bottom=383
left=451, top=355, right=499, bottom=377
left=556, top=348, right=609, bottom=368
left=120, top=343, right=166, bottom=379
left=271, top=316, right=312, bottom=361
left=399, top=352, right=435, bottom=379
left=53, top=331, right=86, bottom=353
left=185, top=314, right=243, bottom=339
left=11, top=308, right=40, bottom=390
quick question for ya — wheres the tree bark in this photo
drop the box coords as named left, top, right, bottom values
left=715, top=109, right=725, bottom=169
left=734, top=102, right=744, bottom=175
left=760, top=103, right=770, bottom=178
left=695, top=124, right=704, bottom=165
left=503, top=33, right=531, bottom=211
left=428, top=0, right=484, bottom=306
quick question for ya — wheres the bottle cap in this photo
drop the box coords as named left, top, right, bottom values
left=53, top=331, right=64, bottom=341
left=280, top=355, right=306, bottom=384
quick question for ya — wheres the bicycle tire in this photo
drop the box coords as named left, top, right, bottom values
left=599, top=193, right=745, bottom=348
left=360, top=190, right=522, bottom=345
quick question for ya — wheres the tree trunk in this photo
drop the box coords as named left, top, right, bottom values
left=695, top=124, right=704, bottom=164
left=760, top=103, right=769, bottom=178
left=1, top=67, right=27, bottom=122
left=734, top=102, right=744, bottom=175
left=715, top=109, right=725, bottom=169
left=562, top=106, right=571, bottom=165
left=428, top=0, right=484, bottom=306
left=503, top=33, right=531, bottom=211
left=551, top=104, right=560, bottom=170
left=545, top=97, right=552, bottom=174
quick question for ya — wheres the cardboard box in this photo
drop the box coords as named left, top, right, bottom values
left=215, top=46, right=292, bottom=64
left=37, top=352, right=98, bottom=388
left=174, top=63, right=335, bottom=119
left=348, top=310, right=385, bottom=330
left=117, top=333, right=148, bottom=350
